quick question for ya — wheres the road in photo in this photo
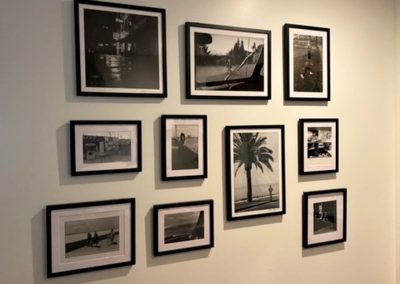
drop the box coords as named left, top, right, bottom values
left=307, top=127, right=332, bottom=159
left=171, top=124, right=199, bottom=170
left=65, top=216, right=119, bottom=258
left=233, top=131, right=280, bottom=213
left=164, top=211, right=204, bottom=244
left=83, top=9, right=160, bottom=89
left=194, top=31, right=264, bottom=91
left=293, top=34, right=323, bottom=92
left=83, top=131, right=131, bottom=164
left=313, top=200, right=337, bottom=235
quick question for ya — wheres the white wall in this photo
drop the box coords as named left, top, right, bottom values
left=0, top=0, right=397, bottom=283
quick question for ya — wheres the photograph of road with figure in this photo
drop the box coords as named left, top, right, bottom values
left=171, top=124, right=199, bottom=170
left=293, top=34, right=323, bottom=93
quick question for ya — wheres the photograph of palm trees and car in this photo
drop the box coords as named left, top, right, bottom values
left=77, top=0, right=165, bottom=96
left=226, top=126, right=285, bottom=220
left=65, top=216, right=120, bottom=259
left=187, top=23, right=270, bottom=98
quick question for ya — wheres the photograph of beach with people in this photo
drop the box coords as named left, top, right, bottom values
left=64, top=216, right=120, bottom=259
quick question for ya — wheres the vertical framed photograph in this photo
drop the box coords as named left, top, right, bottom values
left=46, top=198, right=135, bottom=277
left=298, top=118, right=338, bottom=175
left=303, top=188, right=347, bottom=248
left=153, top=200, right=214, bottom=256
left=70, top=120, right=142, bottom=176
left=186, top=22, right=271, bottom=99
left=283, top=24, right=330, bottom=101
left=74, top=0, right=167, bottom=97
left=225, top=125, right=286, bottom=220
left=161, top=115, right=207, bottom=180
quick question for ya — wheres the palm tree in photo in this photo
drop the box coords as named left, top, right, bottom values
left=233, top=132, right=274, bottom=202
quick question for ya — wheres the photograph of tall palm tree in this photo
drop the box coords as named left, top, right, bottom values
left=225, top=125, right=285, bottom=220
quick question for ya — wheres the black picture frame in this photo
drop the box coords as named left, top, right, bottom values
left=185, top=22, right=271, bottom=100
left=298, top=118, right=338, bottom=175
left=70, top=120, right=142, bottom=176
left=225, top=125, right=286, bottom=220
left=283, top=23, right=330, bottom=101
left=74, top=0, right=167, bottom=97
left=161, top=115, right=207, bottom=180
left=153, top=200, right=214, bottom=256
left=303, top=188, right=347, bottom=248
left=46, top=198, right=135, bottom=278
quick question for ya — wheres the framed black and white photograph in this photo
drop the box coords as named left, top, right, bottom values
left=70, top=120, right=142, bottom=175
left=186, top=22, right=271, bottom=99
left=153, top=200, right=214, bottom=256
left=298, top=118, right=338, bottom=175
left=161, top=115, right=207, bottom=180
left=283, top=24, right=330, bottom=101
left=75, top=0, right=167, bottom=97
left=303, top=188, right=347, bottom=248
left=46, top=198, right=135, bottom=277
left=225, top=125, right=286, bottom=220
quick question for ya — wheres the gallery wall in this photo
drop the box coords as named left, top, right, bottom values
left=0, top=0, right=398, bottom=283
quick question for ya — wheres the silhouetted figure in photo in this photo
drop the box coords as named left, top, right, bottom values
left=87, top=232, right=92, bottom=247
left=109, top=229, right=117, bottom=245
left=93, top=232, right=99, bottom=247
